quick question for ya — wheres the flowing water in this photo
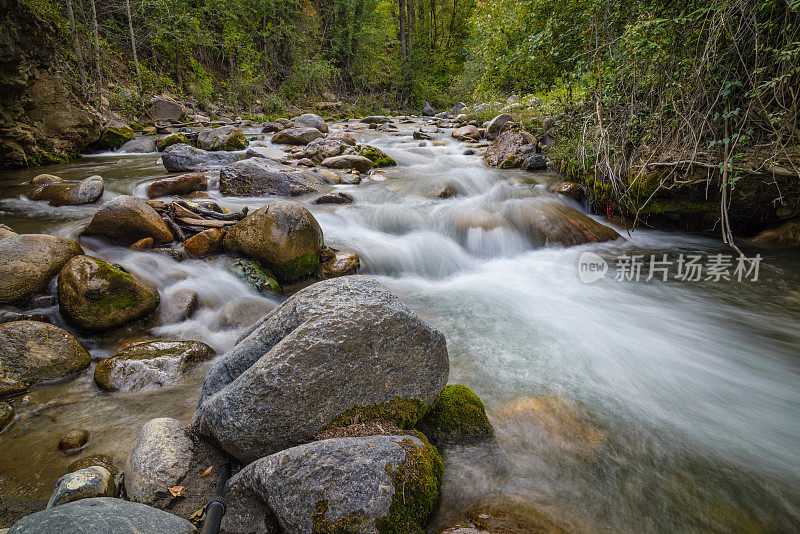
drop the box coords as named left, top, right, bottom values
left=1, top=119, right=799, bottom=532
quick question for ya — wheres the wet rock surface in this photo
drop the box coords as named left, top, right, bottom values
left=0, top=234, right=83, bottom=305
left=161, top=143, right=239, bottom=172
left=219, top=157, right=328, bottom=196
left=80, top=195, right=173, bottom=246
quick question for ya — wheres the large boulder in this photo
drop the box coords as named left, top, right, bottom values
left=219, top=158, right=328, bottom=197
left=119, top=137, right=157, bottom=153
left=147, top=173, right=207, bottom=199
left=7, top=497, right=195, bottom=533
left=302, top=137, right=349, bottom=163
left=81, top=195, right=173, bottom=246
left=502, top=198, right=621, bottom=247
left=272, top=127, right=325, bottom=145
left=0, top=234, right=83, bottom=305
left=223, top=435, right=443, bottom=534
left=47, top=466, right=115, bottom=508
left=124, top=418, right=192, bottom=505
left=94, top=340, right=214, bottom=392
left=321, top=154, right=374, bottom=174
left=197, top=126, right=248, bottom=151
left=485, top=113, right=513, bottom=140
left=161, top=143, right=239, bottom=172
left=28, top=175, right=104, bottom=206
left=0, top=321, right=90, bottom=388
left=193, top=276, right=449, bottom=463
left=483, top=128, right=537, bottom=168
left=97, top=125, right=134, bottom=149
left=223, top=201, right=323, bottom=282
left=292, top=113, right=328, bottom=133
left=57, top=256, right=160, bottom=332
left=147, top=96, right=187, bottom=123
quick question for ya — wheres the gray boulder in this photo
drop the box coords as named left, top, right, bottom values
left=485, top=113, right=513, bottom=140
left=8, top=497, right=195, bottom=533
left=483, top=129, right=536, bottom=168
left=0, top=234, right=83, bottom=305
left=422, top=101, right=436, bottom=116
left=161, top=143, right=239, bottom=172
left=219, top=158, right=328, bottom=197
left=302, top=137, right=349, bottom=163
left=292, top=113, right=328, bottom=133
left=28, top=175, right=104, bottom=206
left=119, top=137, right=157, bottom=153
left=47, top=466, right=115, bottom=508
left=223, top=435, right=443, bottom=534
left=193, top=276, right=449, bottom=463
left=0, top=321, right=90, bottom=388
left=124, top=418, right=192, bottom=505
left=147, top=96, right=187, bottom=123
left=0, top=223, right=16, bottom=240
left=360, top=116, right=391, bottom=124
left=271, top=127, right=325, bottom=145
left=197, top=126, right=248, bottom=151
left=321, top=154, right=373, bottom=174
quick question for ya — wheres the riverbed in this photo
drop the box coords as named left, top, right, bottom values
left=1, top=119, right=799, bottom=532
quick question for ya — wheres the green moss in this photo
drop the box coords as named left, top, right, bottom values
left=157, top=132, right=189, bottom=151
left=375, top=435, right=444, bottom=534
left=326, top=397, right=430, bottom=431
left=98, top=126, right=135, bottom=149
left=127, top=121, right=143, bottom=131
left=228, top=258, right=281, bottom=294
left=217, top=129, right=248, bottom=151
left=356, top=145, right=396, bottom=167
left=312, top=500, right=370, bottom=533
left=416, top=385, right=493, bottom=445
left=28, top=151, right=77, bottom=166
left=271, top=252, right=320, bottom=283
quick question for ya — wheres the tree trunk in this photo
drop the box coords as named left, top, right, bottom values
left=399, top=0, right=407, bottom=61
left=66, top=0, right=86, bottom=88
left=89, top=0, right=102, bottom=107
left=125, top=0, right=142, bottom=91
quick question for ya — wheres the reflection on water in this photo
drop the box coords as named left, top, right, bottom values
left=1, top=119, right=799, bottom=531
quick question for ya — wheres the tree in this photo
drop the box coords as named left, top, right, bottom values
left=89, top=0, right=102, bottom=106
left=124, top=0, right=142, bottom=91
left=65, top=0, right=87, bottom=88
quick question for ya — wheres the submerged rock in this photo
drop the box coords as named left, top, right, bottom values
left=58, top=429, right=91, bottom=452
left=0, top=234, right=83, bottom=305
left=416, top=385, right=493, bottom=445
left=161, top=143, right=239, bottom=172
left=272, top=127, right=325, bottom=145
left=313, top=191, right=354, bottom=205
left=223, top=201, right=323, bottom=283
left=0, top=401, right=14, bottom=431
left=223, top=435, right=443, bottom=534
left=219, top=157, right=328, bottom=196
left=47, top=466, right=115, bottom=508
left=438, top=495, right=568, bottom=534
left=217, top=296, right=277, bottom=329
left=94, top=340, right=214, bottom=392
left=80, top=195, right=173, bottom=246
left=197, top=126, right=248, bottom=151
left=124, top=418, right=192, bottom=505
left=316, top=250, right=360, bottom=279
left=193, top=276, right=449, bottom=463
left=502, top=198, right=621, bottom=247
left=553, top=181, right=585, bottom=202
left=57, top=256, right=160, bottom=332
left=7, top=497, right=195, bottom=533
left=147, top=172, right=207, bottom=198
left=28, top=175, right=104, bottom=206
left=227, top=258, right=281, bottom=295
left=0, top=321, right=90, bottom=387
left=158, top=289, right=199, bottom=325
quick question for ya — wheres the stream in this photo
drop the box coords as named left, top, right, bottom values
left=1, top=118, right=799, bottom=532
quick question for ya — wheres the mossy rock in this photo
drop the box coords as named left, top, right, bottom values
left=98, top=126, right=135, bottom=149
left=376, top=434, right=444, bottom=533
left=326, top=397, right=431, bottom=431
left=157, top=132, right=189, bottom=151
left=227, top=258, right=281, bottom=295
left=57, top=255, right=160, bottom=332
left=356, top=145, right=397, bottom=167
left=416, top=385, right=493, bottom=445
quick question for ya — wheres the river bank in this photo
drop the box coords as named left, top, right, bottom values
left=1, top=112, right=800, bottom=532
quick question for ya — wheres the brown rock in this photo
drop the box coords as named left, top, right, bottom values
left=81, top=195, right=173, bottom=246
left=502, top=198, right=621, bottom=247
left=183, top=228, right=223, bottom=258
left=748, top=219, right=800, bottom=249
left=147, top=173, right=208, bottom=198
left=321, top=155, right=373, bottom=174
left=316, top=251, right=360, bottom=279
left=58, top=429, right=91, bottom=453
left=0, top=234, right=83, bottom=305
left=552, top=181, right=585, bottom=202
left=452, top=124, right=481, bottom=141
left=130, top=237, right=154, bottom=250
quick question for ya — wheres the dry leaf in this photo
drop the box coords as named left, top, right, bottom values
left=200, top=466, right=213, bottom=478
left=189, top=508, right=204, bottom=521
left=168, top=485, right=186, bottom=497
